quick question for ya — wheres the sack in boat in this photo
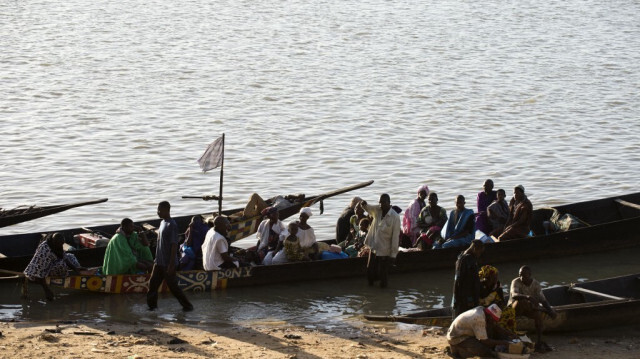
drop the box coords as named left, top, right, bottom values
left=328, top=244, right=342, bottom=253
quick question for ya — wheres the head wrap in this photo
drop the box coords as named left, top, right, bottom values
left=478, top=265, right=498, bottom=281
left=299, top=207, right=313, bottom=217
left=417, top=184, right=430, bottom=195
left=261, top=206, right=278, bottom=216
left=515, top=184, right=525, bottom=193
left=484, top=304, right=502, bottom=321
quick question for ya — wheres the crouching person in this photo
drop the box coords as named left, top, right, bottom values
left=24, top=232, right=90, bottom=301
left=446, top=304, right=516, bottom=358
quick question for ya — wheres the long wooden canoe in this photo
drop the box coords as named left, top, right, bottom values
left=363, top=273, right=640, bottom=332
left=0, top=181, right=373, bottom=272
left=0, top=198, right=108, bottom=228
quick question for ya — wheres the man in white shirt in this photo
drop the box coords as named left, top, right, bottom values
left=202, top=216, right=239, bottom=271
left=358, top=193, right=400, bottom=288
left=447, top=304, right=514, bottom=358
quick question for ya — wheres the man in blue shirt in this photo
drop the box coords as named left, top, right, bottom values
left=147, top=201, right=193, bottom=311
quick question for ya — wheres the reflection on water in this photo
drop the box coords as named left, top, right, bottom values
left=2, top=246, right=640, bottom=328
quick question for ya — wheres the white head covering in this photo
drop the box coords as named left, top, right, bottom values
left=418, top=184, right=430, bottom=194
left=299, top=207, right=313, bottom=217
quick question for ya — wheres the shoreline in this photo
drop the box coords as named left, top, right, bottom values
left=1, top=318, right=639, bottom=358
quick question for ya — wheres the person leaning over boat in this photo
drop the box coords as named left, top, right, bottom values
left=433, top=195, right=475, bottom=249
left=401, top=184, right=429, bottom=247
left=446, top=304, right=517, bottom=359
left=147, top=201, right=193, bottom=311
left=508, top=265, right=557, bottom=353
left=256, top=206, right=286, bottom=264
left=452, top=239, right=484, bottom=318
left=202, top=215, right=239, bottom=270
left=24, top=232, right=90, bottom=301
left=102, top=218, right=153, bottom=275
left=358, top=193, right=401, bottom=288
left=497, top=185, right=533, bottom=241
left=475, top=179, right=497, bottom=236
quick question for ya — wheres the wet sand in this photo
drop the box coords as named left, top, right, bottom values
left=1, top=319, right=639, bottom=358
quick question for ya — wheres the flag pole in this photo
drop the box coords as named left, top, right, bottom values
left=218, top=133, right=225, bottom=215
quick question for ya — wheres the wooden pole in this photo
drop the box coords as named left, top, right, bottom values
left=218, top=133, right=225, bottom=215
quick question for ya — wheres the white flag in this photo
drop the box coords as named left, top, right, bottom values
left=197, top=136, right=224, bottom=172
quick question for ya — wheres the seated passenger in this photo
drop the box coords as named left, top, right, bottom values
left=416, top=192, right=448, bottom=249
left=486, top=189, right=509, bottom=237
left=24, top=232, right=89, bottom=300
left=256, top=206, right=286, bottom=263
left=272, top=222, right=310, bottom=264
left=497, top=185, right=533, bottom=241
left=179, top=215, right=209, bottom=270
left=402, top=184, right=429, bottom=246
left=336, top=197, right=362, bottom=244
left=475, top=179, right=497, bottom=236
left=349, top=203, right=370, bottom=237
left=297, top=207, right=319, bottom=260
left=103, top=218, right=154, bottom=275
left=202, top=216, right=239, bottom=270
left=433, top=195, right=475, bottom=249
left=341, top=217, right=370, bottom=258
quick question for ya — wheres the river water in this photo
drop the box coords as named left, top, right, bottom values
left=1, top=0, right=639, bottom=326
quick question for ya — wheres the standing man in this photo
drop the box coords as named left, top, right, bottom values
left=508, top=265, right=557, bottom=352
left=202, top=215, right=239, bottom=270
left=359, top=193, right=400, bottom=288
left=475, top=179, right=497, bottom=235
left=498, top=185, right=533, bottom=241
left=147, top=201, right=193, bottom=311
left=452, top=239, right=485, bottom=318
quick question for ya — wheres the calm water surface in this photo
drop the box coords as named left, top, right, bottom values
left=1, top=0, right=639, bottom=326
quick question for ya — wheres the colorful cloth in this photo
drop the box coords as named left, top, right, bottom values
left=103, top=232, right=153, bottom=275
left=24, top=241, right=81, bottom=279
left=284, top=236, right=305, bottom=261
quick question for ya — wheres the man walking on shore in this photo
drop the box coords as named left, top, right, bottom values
left=147, top=201, right=193, bottom=311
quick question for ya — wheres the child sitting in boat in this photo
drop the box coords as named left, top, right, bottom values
left=271, top=221, right=309, bottom=264
left=341, top=217, right=370, bottom=258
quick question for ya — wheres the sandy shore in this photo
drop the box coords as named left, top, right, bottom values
left=1, top=318, right=639, bottom=359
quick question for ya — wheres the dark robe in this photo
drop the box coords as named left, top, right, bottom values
left=336, top=206, right=355, bottom=243
left=452, top=252, right=481, bottom=318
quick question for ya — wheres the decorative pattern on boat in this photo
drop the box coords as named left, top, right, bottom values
left=46, top=267, right=253, bottom=294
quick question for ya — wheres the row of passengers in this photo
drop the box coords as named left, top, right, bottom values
left=403, top=182, right=533, bottom=249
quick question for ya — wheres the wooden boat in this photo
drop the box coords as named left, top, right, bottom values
left=0, top=198, right=108, bottom=228
left=0, top=181, right=373, bottom=272
left=363, top=273, right=640, bottom=332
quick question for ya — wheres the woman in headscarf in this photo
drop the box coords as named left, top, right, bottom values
left=478, top=265, right=517, bottom=333
left=297, top=207, right=321, bottom=259
left=402, top=184, right=430, bottom=246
